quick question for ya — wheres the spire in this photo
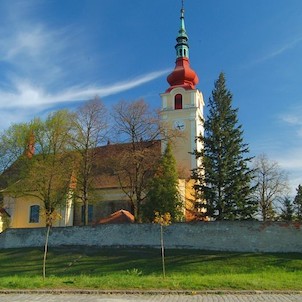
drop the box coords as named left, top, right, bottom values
left=166, top=1, right=199, bottom=92
left=176, top=0, right=189, bottom=58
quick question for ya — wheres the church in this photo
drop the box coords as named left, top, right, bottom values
left=0, top=4, right=204, bottom=230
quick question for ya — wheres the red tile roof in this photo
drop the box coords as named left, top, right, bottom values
left=90, top=140, right=161, bottom=189
left=96, top=209, right=134, bottom=224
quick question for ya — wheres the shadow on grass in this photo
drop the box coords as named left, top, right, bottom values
left=0, top=246, right=302, bottom=277
left=164, top=250, right=302, bottom=274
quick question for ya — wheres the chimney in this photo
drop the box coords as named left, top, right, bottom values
left=26, top=131, right=35, bottom=159
left=69, top=171, right=77, bottom=190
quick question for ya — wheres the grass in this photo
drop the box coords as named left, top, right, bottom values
left=0, top=246, right=302, bottom=290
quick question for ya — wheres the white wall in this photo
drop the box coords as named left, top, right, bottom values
left=1, top=221, right=302, bottom=252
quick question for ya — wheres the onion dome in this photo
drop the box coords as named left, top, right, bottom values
left=166, top=4, right=199, bottom=92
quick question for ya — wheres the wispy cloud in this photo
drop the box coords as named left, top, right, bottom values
left=0, top=1, right=83, bottom=96
left=2, top=26, right=48, bottom=61
left=245, top=35, right=302, bottom=68
left=0, top=1, right=170, bottom=130
left=280, top=110, right=302, bottom=137
left=0, top=68, right=169, bottom=130
left=0, top=22, right=84, bottom=89
left=266, top=147, right=302, bottom=194
left=257, top=36, right=302, bottom=63
left=0, top=69, right=170, bottom=110
left=281, top=114, right=302, bottom=126
left=273, top=109, right=302, bottom=192
left=277, top=152, right=302, bottom=170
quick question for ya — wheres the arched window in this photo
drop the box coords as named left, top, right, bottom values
left=29, top=205, right=40, bottom=223
left=175, top=94, right=183, bottom=110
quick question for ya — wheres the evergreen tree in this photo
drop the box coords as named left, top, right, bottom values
left=193, top=73, right=256, bottom=220
left=294, top=184, right=302, bottom=221
left=280, top=197, right=295, bottom=221
left=142, top=142, right=183, bottom=222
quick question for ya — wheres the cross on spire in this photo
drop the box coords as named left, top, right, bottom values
left=181, top=0, right=185, bottom=16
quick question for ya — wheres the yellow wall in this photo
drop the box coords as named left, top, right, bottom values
left=4, top=195, right=46, bottom=228
left=3, top=193, right=75, bottom=228
left=0, top=218, right=4, bottom=232
left=185, top=179, right=196, bottom=221
left=3, top=185, right=131, bottom=229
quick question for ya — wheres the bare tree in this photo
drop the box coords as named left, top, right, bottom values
left=71, top=97, right=108, bottom=225
left=113, top=99, right=163, bottom=143
left=111, top=99, right=164, bottom=221
left=252, top=154, right=289, bottom=221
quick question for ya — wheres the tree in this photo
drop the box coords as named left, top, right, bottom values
left=71, top=97, right=108, bottom=225
left=252, top=154, right=289, bottom=221
left=279, top=197, right=295, bottom=221
left=142, top=142, right=183, bottom=222
left=193, top=73, right=256, bottom=220
left=6, top=110, right=75, bottom=279
left=29, top=110, right=75, bottom=279
left=153, top=212, right=171, bottom=278
left=0, top=122, right=35, bottom=174
left=294, top=184, right=302, bottom=221
left=111, top=99, right=164, bottom=221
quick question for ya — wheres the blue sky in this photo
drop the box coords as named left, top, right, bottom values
left=0, top=0, right=302, bottom=193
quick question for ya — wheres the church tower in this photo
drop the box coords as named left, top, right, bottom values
left=160, top=3, right=204, bottom=179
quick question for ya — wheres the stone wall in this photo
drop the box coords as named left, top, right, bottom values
left=0, top=221, right=302, bottom=252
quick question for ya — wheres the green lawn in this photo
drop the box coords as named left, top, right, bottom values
left=0, top=246, right=301, bottom=290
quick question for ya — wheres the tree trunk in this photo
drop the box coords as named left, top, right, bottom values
left=160, top=225, right=166, bottom=278
left=43, top=224, right=51, bottom=280
left=84, top=199, right=89, bottom=225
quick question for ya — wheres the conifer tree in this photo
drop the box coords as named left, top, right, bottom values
left=294, top=184, right=302, bottom=221
left=193, top=73, right=256, bottom=220
left=280, top=197, right=295, bottom=221
left=142, top=142, right=183, bottom=222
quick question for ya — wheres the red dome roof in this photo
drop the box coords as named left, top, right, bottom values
left=166, top=57, right=199, bottom=92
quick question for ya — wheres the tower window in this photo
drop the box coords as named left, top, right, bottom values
left=175, top=94, right=183, bottom=110
left=29, top=205, right=40, bottom=223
